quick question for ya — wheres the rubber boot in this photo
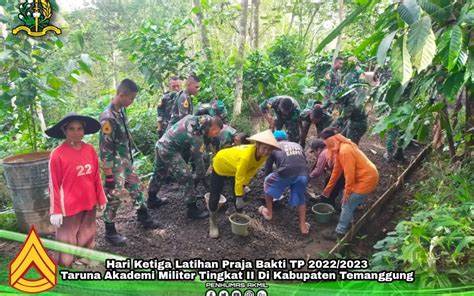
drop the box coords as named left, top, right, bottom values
left=187, top=202, right=209, bottom=219
left=322, top=229, right=344, bottom=241
left=383, top=151, right=393, bottom=163
left=394, top=148, right=406, bottom=162
left=104, top=222, right=127, bottom=246
left=137, top=205, right=161, bottom=229
left=209, top=211, right=219, bottom=239
left=147, top=191, right=169, bottom=209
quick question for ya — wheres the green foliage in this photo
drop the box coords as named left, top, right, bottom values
left=123, top=19, right=192, bottom=94
left=377, top=30, right=397, bottom=66
left=243, top=51, right=279, bottom=100
left=407, top=16, right=436, bottom=73
left=0, top=212, right=17, bottom=231
left=398, top=0, right=420, bottom=25
left=192, top=59, right=235, bottom=108
left=267, top=35, right=304, bottom=69
left=371, top=157, right=474, bottom=288
left=127, top=106, right=157, bottom=158
left=447, top=26, right=463, bottom=72
left=231, top=115, right=254, bottom=136
left=357, top=0, right=474, bottom=151
left=314, top=0, right=376, bottom=53
left=0, top=3, right=94, bottom=155
left=391, top=35, right=413, bottom=86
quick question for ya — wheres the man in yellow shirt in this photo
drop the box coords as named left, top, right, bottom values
left=208, top=130, right=280, bottom=238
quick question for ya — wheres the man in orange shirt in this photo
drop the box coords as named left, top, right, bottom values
left=319, top=128, right=379, bottom=240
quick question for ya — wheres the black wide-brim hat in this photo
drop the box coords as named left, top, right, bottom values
left=45, top=112, right=101, bottom=139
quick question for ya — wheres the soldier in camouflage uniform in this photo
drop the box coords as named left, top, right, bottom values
left=210, top=125, right=249, bottom=152
left=195, top=99, right=228, bottom=123
left=343, top=57, right=366, bottom=87
left=383, top=129, right=406, bottom=162
left=99, top=79, right=164, bottom=246
left=330, top=89, right=368, bottom=145
left=299, top=99, right=333, bottom=148
left=147, top=115, right=223, bottom=219
left=323, top=57, right=344, bottom=112
left=157, top=76, right=182, bottom=138
left=168, top=74, right=200, bottom=129
left=260, top=96, right=302, bottom=143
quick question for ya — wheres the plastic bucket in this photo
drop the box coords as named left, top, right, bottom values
left=228, top=213, right=251, bottom=236
left=2, top=152, right=53, bottom=234
left=204, top=193, right=226, bottom=210
left=311, top=203, right=335, bottom=224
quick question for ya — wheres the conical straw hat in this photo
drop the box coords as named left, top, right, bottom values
left=247, top=129, right=280, bottom=150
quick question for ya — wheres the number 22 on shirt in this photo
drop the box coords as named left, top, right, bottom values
left=76, top=164, right=92, bottom=176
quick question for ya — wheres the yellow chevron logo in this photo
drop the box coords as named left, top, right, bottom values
left=9, top=226, right=57, bottom=293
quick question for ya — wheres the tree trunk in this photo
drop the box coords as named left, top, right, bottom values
left=233, top=0, right=249, bottom=118
left=248, top=4, right=253, bottom=46
left=440, top=98, right=456, bottom=159
left=287, top=1, right=297, bottom=34
left=192, top=0, right=211, bottom=61
left=451, top=87, right=465, bottom=130
left=35, top=99, right=46, bottom=132
left=111, top=49, right=117, bottom=89
left=332, top=0, right=344, bottom=64
left=303, top=4, right=320, bottom=41
left=252, top=0, right=260, bottom=49
left=466, top=82, right=474, bottom=157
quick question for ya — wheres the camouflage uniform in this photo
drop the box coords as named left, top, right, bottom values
left=331, top=93, right=368, bottom=145
left=344, top=65, right=365, bottom=87
left=99, top=103, right=144, bottom=223
left=259, top=96, right=301, bottom=143
left=148, top=115, right=212, bottom=205
left=195, top=100, right=228, bottom=123
left=384, top=128, right=405, bottom=161
left=324, top=68, right=342, bottom=110
left=157, top=91, right=178, bottom=138
left=299, top=99, right=332, bottom=148
left=212, top=124, right=237, bottom=152
left=167, top=90, right=194, bottom=129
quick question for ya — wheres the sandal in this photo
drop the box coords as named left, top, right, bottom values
left=258, top=206, right=272, bottom=221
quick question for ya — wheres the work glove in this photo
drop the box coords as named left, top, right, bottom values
left=50, top=214, right=63, bottom=227
left=235, top=196, right=244, bottom=212
left=104, top=175, right=115, bottom=191
left=244, top=186, right=251, bottom=194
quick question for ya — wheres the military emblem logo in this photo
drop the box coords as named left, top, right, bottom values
left=183, top=99, right=189, bottom=109
left=12, top=0, right=62, bottom=37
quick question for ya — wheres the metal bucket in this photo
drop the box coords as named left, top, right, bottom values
left=2, top=151, right=52, bottom=234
